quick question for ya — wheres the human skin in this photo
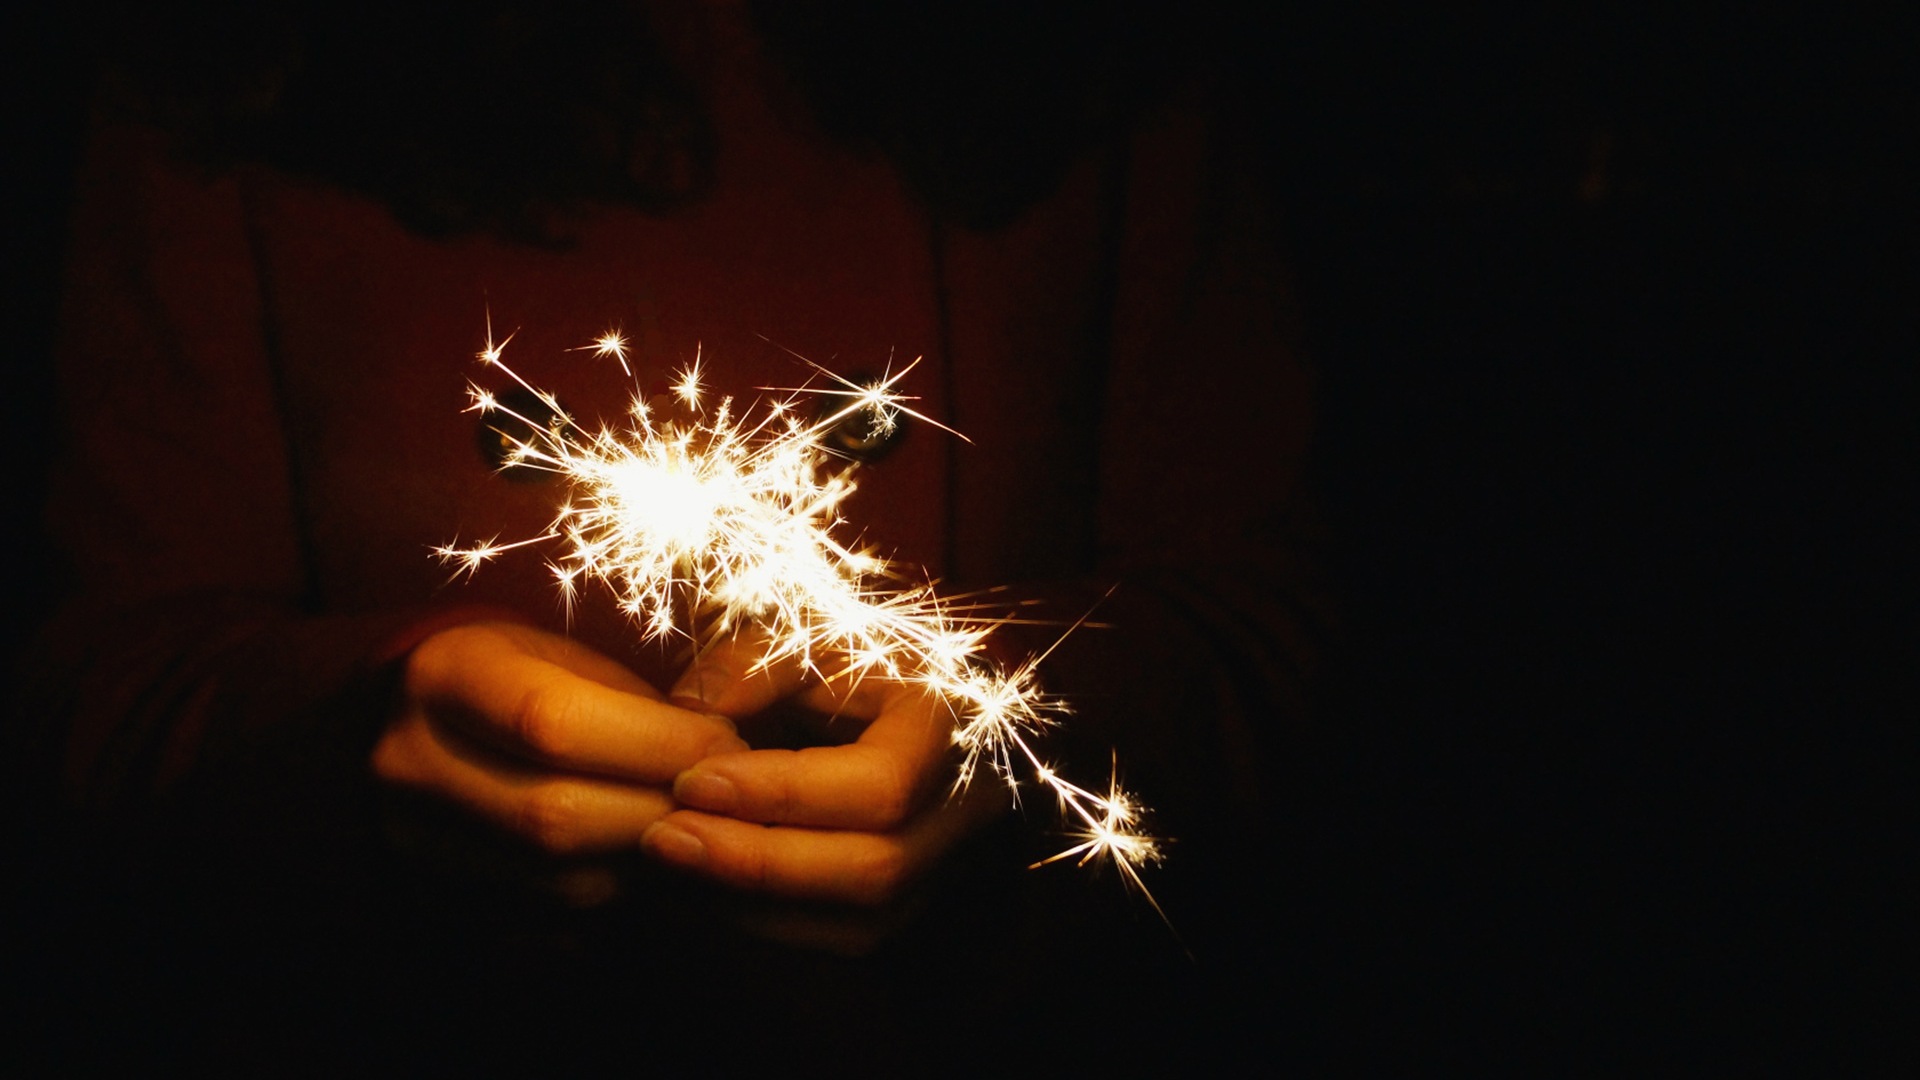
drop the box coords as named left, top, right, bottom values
left=373, top=621, right=748, bottom=854
left=647, top=631, right=1001, bottom=906
left=373, top=621, right=994, bottom=906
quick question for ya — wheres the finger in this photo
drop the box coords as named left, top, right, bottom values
left=408, top=623, right=746, bottom=783
left=669, top=629, right=906, bottom=719
left=672, top=685, right=955, bottom=829
left=374, top=709, right=676, bottom=855
left=792, top=668, right=901, bottom=719
left=639, top=798, right=985, bottom=906
left=668, top=625, right=810, bottom=716
left=500, top=622, right=664, bottom=700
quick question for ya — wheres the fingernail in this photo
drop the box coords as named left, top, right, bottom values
left=669, top=691, right=712, bottom=712
left=700, top=715, right=748, bottom=756
left=673, top=769, right=739, bottom=813
left=641, top=821, right=706, bottom=868
left=669, top=669, right=723, bottom=711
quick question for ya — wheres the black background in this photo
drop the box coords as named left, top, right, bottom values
left=4, top=3, right=1907, bottom=1070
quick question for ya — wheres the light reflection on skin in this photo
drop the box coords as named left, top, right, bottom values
left=440, top=324, right=1166, bottom=912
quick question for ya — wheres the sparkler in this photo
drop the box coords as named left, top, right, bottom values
left=440, top=326, right=1165, bottom=907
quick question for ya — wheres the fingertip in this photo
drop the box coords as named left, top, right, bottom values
left=640, top=820, right=707, bottom=868
left=668, top=666, right=720, bottom=709
left=669, top=659, right=732, bottom=713
left=703, top=720, right=750, bottom=757
left=673, top=768, right=740, bottom=814
left=674, top=641, right=807, bottom=718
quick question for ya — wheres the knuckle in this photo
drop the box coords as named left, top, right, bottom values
left=850, top=843, right=910, bottom=906
left=370, top=718, right=423, bottom=786
left=508, top=681, right=576, bottom=760
left=868, top=758, right=917, bottom=829
left=515, top=783, right=588, bottom=855
left=404, top=623, right=502, bottom=694
left=369, top=729, right=408, bottom=784
left=725, top=836, right=773, bottom=893
left=769, top=779, right=797, bottom=825
left=401, top=635, right=452, bottom=696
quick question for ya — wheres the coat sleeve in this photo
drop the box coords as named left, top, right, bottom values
left=30, top=119, right=490, bottom=828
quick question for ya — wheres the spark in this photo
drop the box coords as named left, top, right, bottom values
left=441, top=329, right=1165, bottom=904
left=477, top=309, right=515, bottom=366
left=573, top=329, right=632, bottom=375
left=1030, top=754, right=1169, bottom=924
left=672, top=350, right=704, bottom=408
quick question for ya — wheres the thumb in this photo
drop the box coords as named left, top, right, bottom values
left=669, top=628, right=808, bottom=716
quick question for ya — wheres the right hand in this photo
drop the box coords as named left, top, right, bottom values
left=372, top=621, right=747, bottom=857
left=639, top=630, right=1005, bottom=908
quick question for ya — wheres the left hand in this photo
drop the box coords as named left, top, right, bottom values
left=639, top=632, right=1003, bottom=906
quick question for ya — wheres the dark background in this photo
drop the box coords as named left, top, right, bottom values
left=4, top=3, right=1907, bottom=1069
left=1253, top=7, right=1907, bottom=1067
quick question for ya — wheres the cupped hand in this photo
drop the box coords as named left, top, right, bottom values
left=639, top=632, right=1004, bottom=906
left=372, top=621, right=748, bottom=856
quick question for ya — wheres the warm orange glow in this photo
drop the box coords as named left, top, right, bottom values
left=440, top=325, right=1165, bottom=900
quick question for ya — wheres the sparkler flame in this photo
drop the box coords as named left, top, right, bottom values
left=439, top=328, right=1165, bottom=898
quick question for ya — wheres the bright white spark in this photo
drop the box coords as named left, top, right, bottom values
left=573, top=329, right=632, bottom=376
left=441, top=331, right=1165, bottom=902
left=672, top=351, right=704, bottom=408
left=477, top=309, right=515, bottom=366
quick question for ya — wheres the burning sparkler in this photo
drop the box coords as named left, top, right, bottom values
left=439, top=326, right=1165, bottom=906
